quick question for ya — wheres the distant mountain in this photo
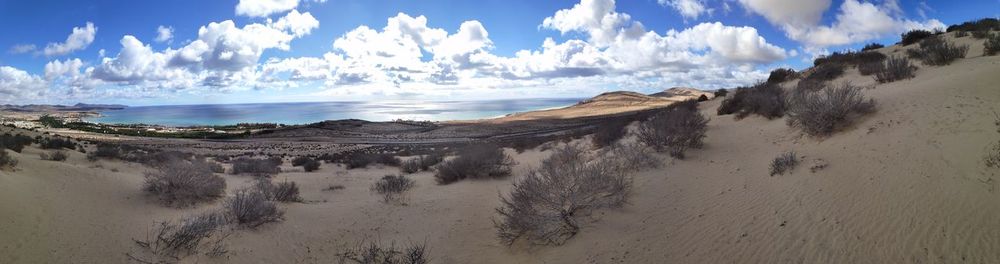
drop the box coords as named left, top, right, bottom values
left=648, top=87, right=715, bottom=100
left=0, top=103, right=127, bottom=112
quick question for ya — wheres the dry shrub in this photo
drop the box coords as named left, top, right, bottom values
left=40, top=150, right=68, bottom=161
left=972, top=30, right=990, bottom=39
left=900, top=29, right=935, bottom=45
left=874, top=56, right=916, bottom=83
left=787, top=83, right=876, bottom=137
left=954, top=30, right=969, bottom=38
left=986, top=141, right=1000, bottom=168
left=714, top=88, right=728, bottom=97
left=371, top=175, right=415, bottom=203
left=230, top=157, right=281, bottom=175
left=253, top=177, right=302, bottom=203
left=346, top=153, right=401, bottom=169
left=223, top=189, right=283, bottom=228
left=769, top=152, right=799, bottom=176
left=494, top=146, right=631, bottom=246
left=0, top=149, right=17, bottom=169
left=130, top=212, right=229, bottom=262
left=638, top=107, right=708, bottom=159
left=718, top=82, right=786, bottom=119
left=400, top=153, right=444, bottom=174
left=144, top=160, right=227, bottom=207
left=293, top=156, right=321, bottom=172
left=984, top=33, right=1000, bottom=56
left=592, top=119, right=630, bottom=148
left=1, top=133, right=33, bottom=153
left=434, top=144, right=514, bottom=184
left=907, top=36, right=968, bottom=66
left=802, top=63, right=846, bottom=84
left=862, top=43, right=884, bottom=51
left=338, top=240, right=429, bottom=264
left=291, top=156, right=311, bottom=166
left=766, top=68, right=798, bottom=84
left=604, top=142, right=660, bottom=173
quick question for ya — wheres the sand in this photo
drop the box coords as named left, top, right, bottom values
left=2, top=31, right=1000, bottom=263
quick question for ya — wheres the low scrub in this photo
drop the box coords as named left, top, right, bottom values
left=130, top=212, right=228, bottom=262
left=605, top=142, right=661, bottom=173
left=39, top=150, right=68, bottom=161
left=802, top=63, right=847, bottom=84
left=986, top=141, right=1000, bottom=168
left=947, top=18, right=1000, bottom=34
left=874, top=56, right=916, bottom=83
left=984, top=33, right=1000, bottom=56
left=292, top=156, right=321, bottom=172
left=786, top=83, right=876, bottom=137
left=862, top=43, right=884, bottom=51
left=0, top=149, right=17, bottom=169
left=144, top=160, right=227, bottom=207
left=400, top=153, right=444, bottom=174
left=345, top=153, right=401, bottom=169
left=39, top=137, right=76, bottom=150
left=714, top=88, right=728, bottom=97
left=972, top=30, right=990, bottom=39
left=907, top=37, right=968, bottom=66
left=769, top=152, right=799, bottom=176
left=900, top=29, right=935, bottom=45
left=230, top=157, right=281, bottom=175
left=494, top=146, right=631, bottom=245
left=337, top=240, right=428, bottom=264
left=638, top=107, right=708, bottom=159
left=254, top=177, right=303, bottom=203
left=434, top=144, right=515, bottom=184
left=718, top=82, right=786, bottom=119
left=371, top=175, right=415, bottom=203
left=766, top=68, right=797, bottom=84
left=224, top=189, right=283, bottom=228
left=592, top=119, right=630, bottom=148
left=813, top=51, right=885, bottom=67
left=1, top=133, right=33, bottom=153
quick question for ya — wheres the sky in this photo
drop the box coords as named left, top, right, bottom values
left=0, top=0, right=996, bottom=106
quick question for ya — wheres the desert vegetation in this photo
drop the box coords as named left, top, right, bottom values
left=400, top=153, right=444, bottom=174
left=786, top=83, right=876, bottom=137
left=224, top=188, right=283, bottom=228
left=873, top=56, right=916, bottom=83
left=292, top=156, right=321, bottom=172
left=39, top=150, right=68, bottom=161
left=769, top=151, right=799, bottom=176
left=129, top=212, right=229, bottom=262
left=1, top=133, right=33, bottom=152
left=337, top=240, right=429, bottom=264
left=984, top=33, right=1000, bottom=56
left=143, top=159, right=227, bottom=207
left=907, top=36, right=968, bottom=66
left=434, top=144, right=514, bottom=184
left=946, top=18, right=999, bottom=38
left=592, top=119, right=630, bottom=147
left=900, top=29, right=936, bottom=45
left=766, top=68, right=797, bottom=84
left=494, top=146, right=631, bottom=245
left=718, top=82, right=786, bottom=119
left=254, top=177, right=303, bottom=203
left=230, top=157, right=282, bottom=175
left=345, top=153, right=401, bottom=169
left=638, top=106, right=708, bottom=159
left=0, top=148, right=16, bottom=169
left=862, top=43, right=884, bottom=51
left=39, top=137, right=76, bottom=150
left=371, top=174, right=415, bottom=203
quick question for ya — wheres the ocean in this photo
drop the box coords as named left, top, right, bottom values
left=86, top=98, right=584, bottom=127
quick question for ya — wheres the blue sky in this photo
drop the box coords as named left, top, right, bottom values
left=0, top=0, right=996, bottom=106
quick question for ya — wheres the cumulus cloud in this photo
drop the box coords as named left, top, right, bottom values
left=737, top=0, right=945, bottom=48
left=155, top=26, right=174, bottom=43
left=44, top=58, right=84, bottom=80
left=235, top=0, right=323, bottom=17
left=0, top=66, right=47, bottom=102
left=659, top=0, right=711, bottom=20
left=43, top=22, right=97, bottom=56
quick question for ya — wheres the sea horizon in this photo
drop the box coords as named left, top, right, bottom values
left=86, top=98, right=585, bottom=127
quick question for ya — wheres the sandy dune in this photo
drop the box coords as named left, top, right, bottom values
left=2, top=31, right=1000, bottom=263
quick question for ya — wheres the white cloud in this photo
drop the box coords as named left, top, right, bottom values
left=43, top=22, right=97, bottom=56
left=541, top=0, right=641, bottom=47
left=8, top=44, right=36, bottom=54
left=155, top=26, right=174, bottom=43
left=0, top=66, right=47, bottom=102
left=44, top=58, right=84, bottom=80
left=271, top=10, right=319, bottom=37
left=235, top=0, right=299, bottom=17
left=737, top=0, right=945, bottom=48
left=659, top=0, right=711, bottom=20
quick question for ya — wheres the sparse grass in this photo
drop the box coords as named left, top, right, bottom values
left=984, top=33, right=1000, bottom=56
left=371, top=175, right=415, bottom=203
left=223, top=188, right=283, bottom=228
left=718, top=82, right=786, bottom=119
left=434, top=144, right=514, bottom=184
left=494, top=146, right=631, bottom=246
left=39, top=150, right=68, bottom=161
left=638, top=106, right=708, bottom=159
left=337, top=240, right=429, bottom=264
left=907, top=36, right=968, bottom=66
left=787, top=82, right=876, bottom=137
left=769, top=152, right=799, bottom=176
left=144, top=160, right=227, bottom=207
left=874, top=56, right=916, bottom=83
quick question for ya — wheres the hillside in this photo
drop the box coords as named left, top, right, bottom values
left=2, top=30, right=1000, bottom=263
